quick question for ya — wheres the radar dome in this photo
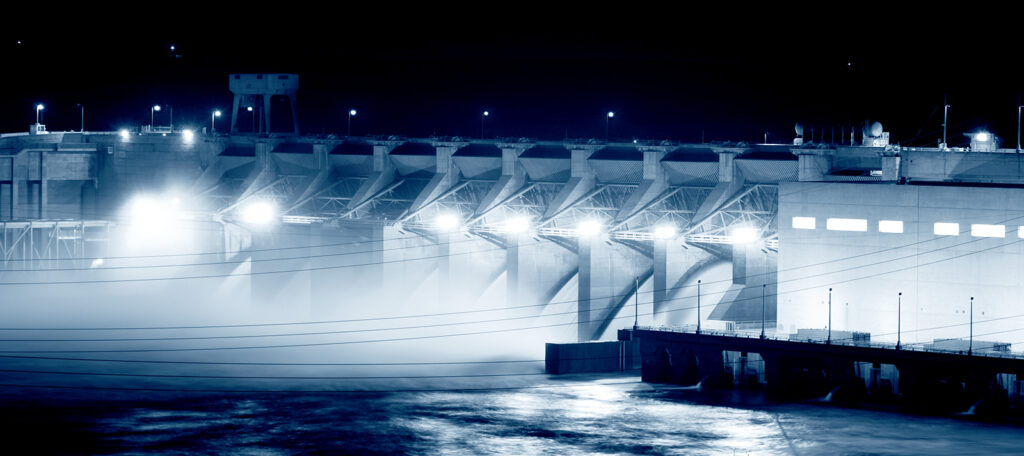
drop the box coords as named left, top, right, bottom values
left=870, top=121, right=883, bottom=137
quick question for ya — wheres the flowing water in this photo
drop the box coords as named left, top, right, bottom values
left=2, top=373, right=1023, bottom=455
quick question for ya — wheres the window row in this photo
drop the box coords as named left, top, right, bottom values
left=791, top=217, right=1022, bottom=238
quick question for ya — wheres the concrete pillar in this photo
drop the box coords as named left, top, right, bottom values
left=882, top=154, right=900, bottom=181
left=653, top=238, right=668, bottom=315
left=290, top=96, right=300, bottom=135
left=793, top=149, right=830, bottom=181
left=263, top=94, right=272, bottom=134
left=577, top=235, right=648, bottom=341
left=437, top=229, right=452, bottom=305
left=578, top=236, right=597, bottom=342
left=717, top=149, right=737, bottom=183
left=313, top=143, right=331, bottom=170
left=230, top=95, right=241, bottom=133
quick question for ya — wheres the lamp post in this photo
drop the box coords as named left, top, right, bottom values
left=348, top=109, right=357, bottom=136
left=633, top=276, right=639, bottom=330
left=606, top=111, right=614, bottom=141
left=827, top=287, right=832, bottom=344
left=897, top=292, right=902, bottom=350
left=212, top=110, right=222, bottom=133
left=151, top=105, right=160, bottom=127
left=760, top=284, right=766, bottom=339
left=969, top=296, right=974, bottom=356
left=35, top=104, right=44, bottom=124
left=942, top=101, right=950, bottom=149
left=1017, top=104, right=1022, bottom=152
left=481, top=110, right=489, bottom=138
left=696, top=279, right=701, bottom=334
left=76, top=104, right=84, bottom=132
left=247, top=106, right=254, bottom=132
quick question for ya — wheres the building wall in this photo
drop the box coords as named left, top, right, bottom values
left=778, top=182, right=1024, bottom=350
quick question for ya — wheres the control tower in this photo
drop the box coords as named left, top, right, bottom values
left=229, top=73, right=299, bottom=135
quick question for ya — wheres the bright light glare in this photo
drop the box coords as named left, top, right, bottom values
left=128, top=196, right=174, bottom=235
left=36, top=104, right=44, bottom=111
left=878, top=220, right=903, bottom=233
left=976, top=132, right=990, bottom=142
left=90, top=258, right=104, bottom=268
left=153, top=105, right=161, bottom=111
left=119, top=129, right=130, bottom=140
left=826, top=218, right=867, bottom=232
left=504, top=216, right=531, bottom=234
left=971, top=223, right=1005, bottom=238
left=934, top=222, right=959, bottom=236
left=792, top=217, right=816, bottom=230
left=731, top=227, right=759, bottom=243
left=577, top=219, right=602, bottom=237
left=241, top=201, right=278, bottom=225
left=483, top=111, right=489, bottom=116
left=247, top=106, right=253, bottom=112
left=349, top=109, right=357, bottom=116
left=607, top=111, right=615, bottom=118
left=653, top=224, right=677, bottom=239
left=435, top=213, right=460, bottom=230
left=182, top=129, right=194, bottom=143
left=214, top=110, right=222, bottom=117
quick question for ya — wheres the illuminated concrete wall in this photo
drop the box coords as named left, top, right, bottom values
left=778, top=182, right=1024, bottom=350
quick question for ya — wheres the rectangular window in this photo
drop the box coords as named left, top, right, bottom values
left=826, top=218, right=867, bottom=232
left=971, top=224, right=1005, bottom=238
left=792, top=217, right=816, bottom=230
left=934, top=222, right=959, bottom=236
left=878, top=220, right=903, bottom=233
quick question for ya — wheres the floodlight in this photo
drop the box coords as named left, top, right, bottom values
left=241, top=200, right=278, bottom=225
left=731, top=226, right=759, bottom=244
left=153, top=105, right=161, bottom=111
left=577, top=219, right=602, bottom=237
left=182, top=129, right=194, bottom=143
left=435, top=213, right=460, bottom=230
left=976, top=132, right=990, bottom=142
left=504, top=216, right=531, bottom=234
left=119, top=129, right=130, bottom=140
left=349, top=109, right=357, bottom=116
left=607, top=111, right=615, bottom=118
left=214, top=110, right=222, bottom=117
left=654, top=224, right=677, bottom=239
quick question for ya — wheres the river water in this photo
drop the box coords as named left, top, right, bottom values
left=2, top=373, right=1023, bottom=455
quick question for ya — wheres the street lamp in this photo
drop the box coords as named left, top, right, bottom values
left=348, top=109, right=357, bottom=136
left=151, top=105, right=162, bottom=127
left=606, top=111, right=615, bottom=141
left=211, top=110, right=222, bottom=133
left=760, top=284, right=767, bottom=339
left=969, top=296, right=974, bottom=356
left=896, top=292, right=902, bottom=350
left=481, top=110, right=489, bottom=138
left=827, top=287, right=832, bottom=344
left=35, top=104, right=44, bottom=124
left=696, top=279, right=702, bottom=334
left=247, top=106, right=254, bottom=132
left=1017, top=104, right=1023, bottom=152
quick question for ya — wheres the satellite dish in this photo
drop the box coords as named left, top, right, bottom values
left=870, top=121, right=883, bottom=137
left=795, top=123, right=804, bottom=136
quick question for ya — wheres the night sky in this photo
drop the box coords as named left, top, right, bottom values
left=2, top=10, right=1022, bottom=147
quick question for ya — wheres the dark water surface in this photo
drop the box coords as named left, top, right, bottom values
left=2, top=374, right=1023, bottom=455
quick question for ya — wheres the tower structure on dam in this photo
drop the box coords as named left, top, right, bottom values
left=229, top=73, right=300, bottom=135
left=1, top=79, right=1023, bottom=351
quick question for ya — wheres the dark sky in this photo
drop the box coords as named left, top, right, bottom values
left=2, top=9, right=1022, bottom=147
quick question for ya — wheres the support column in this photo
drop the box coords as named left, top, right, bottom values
left=544, top=145, right=599, bottom=219
left=653, top=237, right=667, bottom=315
left=263, top=94, right=273, bottom=134
left=347, top=140, right=401, bottom=210
left=577, top=234, right=649, bottom=341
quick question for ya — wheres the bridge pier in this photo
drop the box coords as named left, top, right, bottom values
left=578, top=235, right=649, bottom=342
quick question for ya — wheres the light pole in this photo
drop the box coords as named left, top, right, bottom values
left=760, top=284, right=766, bottom=339
left=606, top=111, right=614, bottom=141
left=969, top=296, right=974, bottom=356
left=827, top=287, right=832, bottom=344
left=1017, top=104, right=1022, bottom=152
left=942, top=101, right=950, bottom=149
left=481, top=110, right=489, bottom=138
left=151, top=105, right=161, bottom=127
left=696, top=279, right=701, bottom=334
left=35, top=104, right=44, bottom=124
left=247, top=106, right=254, bottom=132
left=76, top=104, right=84, bottom=132
left=633, top=276, right=639, bottom=330
left=897, top=292, right=902, bottom=350
left=212, top=110, right=222, bottom=133
left=764, top=131, right=768, bottom=144
left=348, top=109, right=357, bottom=136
